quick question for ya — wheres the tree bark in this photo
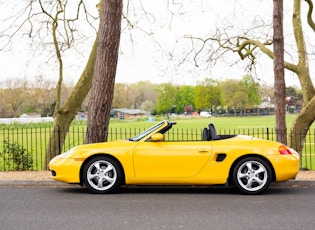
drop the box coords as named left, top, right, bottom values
left=292, top=0, right=315, bottom=102
left=45, top=37, right=97, bottom=166
left=44, top=0, right=99, bottom=167
left=273, top=0, right=287, bottom=144
left=85, top=0, right=123, bottom=143
left=288, top=0, right=315, bottom=154
left=289, top=96, right=315, bottom=155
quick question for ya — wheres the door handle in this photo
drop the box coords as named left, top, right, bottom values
left=198, top=149, right=210, bottom=153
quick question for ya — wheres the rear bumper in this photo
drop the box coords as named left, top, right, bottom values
left=269, top=154, right=300, bottom=182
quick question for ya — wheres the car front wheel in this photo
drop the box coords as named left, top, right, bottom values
left=232, top=157, right=272, bottom=195
left=82, top=156, right=122, bottom=194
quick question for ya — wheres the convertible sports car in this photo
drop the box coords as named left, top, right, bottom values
left=49, top=120, right=300, bottom=195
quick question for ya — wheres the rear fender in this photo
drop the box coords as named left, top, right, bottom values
left=228, top=154, right=276, bottom=184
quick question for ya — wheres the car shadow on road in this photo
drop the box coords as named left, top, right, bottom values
left=54, top=185, right=303, bottom=196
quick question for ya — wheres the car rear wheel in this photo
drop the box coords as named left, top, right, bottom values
left=232, top=157, right=272, bottom=195
left=82, top=156, right=122, bottom=194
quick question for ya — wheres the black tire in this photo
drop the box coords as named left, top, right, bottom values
left=82, top=156, right=122, bottom=194
left=232, top=157, right=272, bottom=195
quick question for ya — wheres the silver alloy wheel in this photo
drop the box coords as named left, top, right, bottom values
left=236, top=160, right=268, bottom=192
left=86, top=160, right=117, bottom=191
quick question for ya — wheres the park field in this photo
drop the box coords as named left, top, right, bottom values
left=0, top=114, right=314, bottom=170
left=1, top=114, right=313, bottom=131
left=108, top=114, right=314, bottom=130
left=110, top=115, right=304, bottom=129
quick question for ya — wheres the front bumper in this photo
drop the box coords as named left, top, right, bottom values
left=49, top=157, right=83, bottom=184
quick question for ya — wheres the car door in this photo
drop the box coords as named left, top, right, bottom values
left=132, top=141, right=212, bottom=178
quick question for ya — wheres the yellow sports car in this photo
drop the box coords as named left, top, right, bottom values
left=49, top=120, right=300, bottom=195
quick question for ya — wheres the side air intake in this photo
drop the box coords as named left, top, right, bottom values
left=216, top=154, right=226, bottom=162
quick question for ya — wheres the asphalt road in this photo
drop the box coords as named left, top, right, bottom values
left=1, top=186, right=314, bottom=230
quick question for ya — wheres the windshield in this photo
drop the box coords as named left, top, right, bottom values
left=129, top=121, right=165, bottom=141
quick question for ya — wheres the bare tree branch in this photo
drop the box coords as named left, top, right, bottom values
left=305, top=0, right=315, bottom=32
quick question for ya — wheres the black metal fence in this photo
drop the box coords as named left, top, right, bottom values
left=0, top=126, right=314, bottom=171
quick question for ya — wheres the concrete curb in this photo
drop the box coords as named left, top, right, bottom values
left=0, top=180, right=314, bottom=188
left=0, top=180, right=80, bottom=187
left=270, top=180, right=315, bottom=188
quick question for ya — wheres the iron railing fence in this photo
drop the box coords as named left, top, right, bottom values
left=0, top=126, right=314, bottom=171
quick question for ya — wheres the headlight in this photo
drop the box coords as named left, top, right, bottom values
left=53, top=147, right=77, bottom=160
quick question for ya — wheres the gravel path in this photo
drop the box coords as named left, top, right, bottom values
left=0, top=170, right=315, bottom=181
left=0, top=171, right=51, bottom=181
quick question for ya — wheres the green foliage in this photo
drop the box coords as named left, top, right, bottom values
left=24, top=106, right=35, bottom=114
left=176, top=85, right=195, bottom=113
left=156, top=83, right=177, bottom=114
left=220, top=79, right=239, bottom=107
left=194, top=78, right=222, bottom=111
left=1, top=78, right=302, bottom=118
left=220, top=76, right=261, bottom=112
left=0, top=139, right=33, bottom=171
left=240, top=75, right=261, bottom=107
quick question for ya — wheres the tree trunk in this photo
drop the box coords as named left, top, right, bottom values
left=273, top=0, right=287, bottom=144
left=289, top=96, right=315, bottom=155
left=292, top=0, right=315, bottom=102
left=85, top=0, right=123, bottom=143
left=288, top=0, right=315, bottom=154
left=45, top=37, right=98, bottom=166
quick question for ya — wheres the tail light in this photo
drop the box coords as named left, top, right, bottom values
left=278, top=145, right=292, bottom=155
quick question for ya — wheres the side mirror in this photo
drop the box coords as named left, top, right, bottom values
left=151, top=133, right=164, bottom=142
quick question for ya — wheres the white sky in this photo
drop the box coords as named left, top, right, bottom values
left=0, top=0, right=312, bottom=88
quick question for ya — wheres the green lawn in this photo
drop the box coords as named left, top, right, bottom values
left=108, top=114, right=313, bottom=130
left=0, top=114, right=314, bottom=171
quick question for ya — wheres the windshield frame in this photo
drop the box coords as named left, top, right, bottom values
left=129, top=121, right=166, bottom=141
